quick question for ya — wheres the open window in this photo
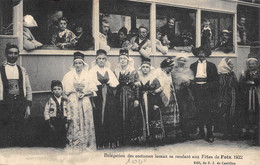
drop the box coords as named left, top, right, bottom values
left=23, top=0, right=93, bottom=51
left=237, top=4, right=260, bottom=46
left=201, top=11, right=234, bottom=53
left=156, top=5, right=196, bottom=54
left=99, top=0, right=150, bottom=51
left=0, top=0, right=13, bottom=35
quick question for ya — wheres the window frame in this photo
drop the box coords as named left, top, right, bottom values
left=11, top=0, right=240, bottom=57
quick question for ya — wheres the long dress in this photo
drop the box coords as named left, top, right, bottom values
left=114, top=66, right=140, bottom=144
left=62, top=68, right=97, bottom=150
left=217, top=58, right=238, bottom=137
left=172, top=66, right=197, bottom=138
left=155, top=68, right=180, bottom=142
left=238, top=69, right=260, bottom=141
left=137, top=70, right=165, bottom=144
left=88, top=65, right=119, bottom=148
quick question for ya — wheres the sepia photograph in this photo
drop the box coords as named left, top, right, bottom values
left=0, top=0, right=259, bottom=164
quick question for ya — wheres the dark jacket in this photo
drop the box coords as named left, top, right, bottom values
left=190, top=60, right=219, bottom=94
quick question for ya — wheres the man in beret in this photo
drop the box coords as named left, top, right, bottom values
left=190, top=47, right=218, bottom=143
left=0, top=43, right=32, bottom=147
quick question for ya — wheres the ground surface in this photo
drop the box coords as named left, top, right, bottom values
left=0, top=138, right=259, bottom=165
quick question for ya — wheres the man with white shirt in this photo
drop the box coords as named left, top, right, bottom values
left=99, top=19, right=111, bottom=52
left=0, top=43, right=32, bottom=147
left=190, top=47, right=218, bottom=143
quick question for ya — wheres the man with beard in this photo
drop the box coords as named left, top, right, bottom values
left=129, top=26, right=151, bottom=60
left=0, top=43, right=32, bottom=147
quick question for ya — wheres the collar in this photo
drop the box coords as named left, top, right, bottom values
left=198, top=60, right=206, bottom=64
left=54, top=95, right=62, bottom=101
left=6, top=62, right=17, bottom=66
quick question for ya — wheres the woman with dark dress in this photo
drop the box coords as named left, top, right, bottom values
left=88, top=49, right=120, bottom=149
left=217, top=58, right=238, bottom=139
left=136, top=59, right=165, bottom=145
left=114, top=49, right=140, bottom=145
left=238, top=58, right=260, bottom=144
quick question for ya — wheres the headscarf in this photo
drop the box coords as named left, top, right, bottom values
left=71, top=52, right=89, bottom=71
left=217, top=58, right=233, bottom=74
left=23, top=15, right=38, bottom=28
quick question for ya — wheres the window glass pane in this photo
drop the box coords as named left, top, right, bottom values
left=239, top=0, right=260, bottom=4
left=237, top=5, right=259, bottom=45
left=100, top=0, right=150, bottom=51
left=156, top=5, right=196, bottom=53
left=0, top=1, right=13, bottom=35
left=23, top=0, right=93, bottom=51
left=201, top=11, right=234, bottom=53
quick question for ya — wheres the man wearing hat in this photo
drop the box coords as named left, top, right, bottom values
left=214, top=30, right=233, bottom=53
left=0, top=43, right=32, bottom=147
left=23, top=15, right=43, bottom=51
left=190, top=47, right=218, bottom=143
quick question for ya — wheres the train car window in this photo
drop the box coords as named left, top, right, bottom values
left=239, top=0, right=260, bottom=4
left=156, top=5, right=196, bottom=54
left=100, top=0, right=150, bottom=52
left=201, top=11, right=234, bottom=53
left=0, top=1, right=13, bottom=35
left=23, top=0, right=93, bottom=51
left=237, top=5, right=260, bottom=46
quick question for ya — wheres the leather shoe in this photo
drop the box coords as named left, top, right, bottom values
left=205, top=136, right=214, bottom=143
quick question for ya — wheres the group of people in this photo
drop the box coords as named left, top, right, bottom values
left=0, top=42, right=259, bottom=150
left=23, top=14, right=234, bottom=56
left=23, top=15, right=94, bottom=51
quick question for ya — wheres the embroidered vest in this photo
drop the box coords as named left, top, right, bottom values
left=52, top=96, right=65, bottom=118
left=0, top=65, right=24, bottom=99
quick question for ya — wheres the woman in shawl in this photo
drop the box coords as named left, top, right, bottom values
left=51, top=17, right=76, bottom=49
left=88, top=49, right=120, bottom=149
left=114, top=49, right=141, bottom=145
left=217, top=58, right=238, bottom=139
left=238, top=58, right=260, bottom=143
left=172, top=55, right=196, bottom=141
left=62, top=52, right=97, bottom=150
left=155, top=57, right=180, bottom=143
left=136, top=59, right=165, bottom=145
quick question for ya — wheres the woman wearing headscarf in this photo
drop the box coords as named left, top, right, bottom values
left=62, top=52, right=97, bottom=150
left=114, top=49, right=140, bottom=145
left=238, top=57, right=260, bottom=144
left=136, top=58, right=165, bottom=145
left=155, top=57, right=180, bottom=143
left=23, top=15, right=43, bottom=51
left=217, top=58, right=238, bottom=139
left=172, top=54, right=196, bottom=141
left=88, top=49, right=120, bottom=149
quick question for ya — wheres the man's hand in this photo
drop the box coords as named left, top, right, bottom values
left=134, top=100, right=139, bottom=108
left=24, top=106, right=30, bottom=119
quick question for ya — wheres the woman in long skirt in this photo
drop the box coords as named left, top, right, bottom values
left=62, top=52, right=97, bottom=150
left=114, top=49, right=141, bottom=145
left=88, top=49, right=120, bottom=149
